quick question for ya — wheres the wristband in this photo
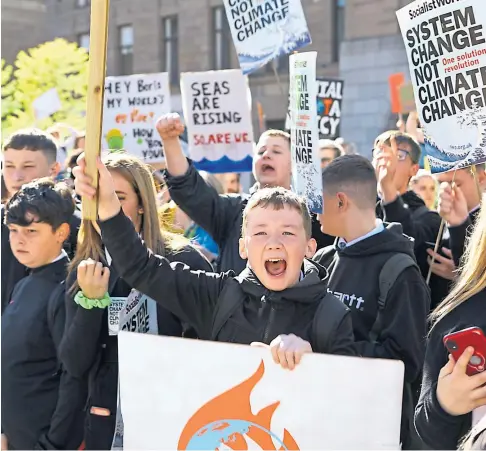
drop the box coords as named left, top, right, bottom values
left=74, top=291, right=111, bottom=309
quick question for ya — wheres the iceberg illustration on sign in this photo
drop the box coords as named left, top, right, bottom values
left=226, top=0, right=312, bottom=75
left=424, top=106, right=486, bottom=174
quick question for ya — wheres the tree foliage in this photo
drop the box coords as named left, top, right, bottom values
left=2, top=39, right=89, bottom=136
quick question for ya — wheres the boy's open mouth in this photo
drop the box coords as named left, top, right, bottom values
left=261, top=164, right=275, bottom=174
left=264, top=258, right=287, bottom=277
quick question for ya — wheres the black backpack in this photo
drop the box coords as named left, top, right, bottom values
left=210, top=279, right=348, bottom=353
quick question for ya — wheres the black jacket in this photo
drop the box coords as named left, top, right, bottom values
left=59, top=246, right=212, bottom=450
left=376, top=190, right=442, bottom=278
left=429, top=208, right=481, bottom=311
left=313, top=223, right=430, bottom=384
left=165, top=162, right=334, bottom=273
left=415, top=290, right=486, bottom=450
left=1, top=257, right=85, bottom=450
left=1, top=205, right=81, bottom=313
left=99, top=209, right=355, bottom=355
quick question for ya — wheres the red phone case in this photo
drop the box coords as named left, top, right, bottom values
left=443, top=327, right=486, bottom=376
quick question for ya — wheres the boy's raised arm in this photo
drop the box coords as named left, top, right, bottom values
left=157, top=114, right=245, bottom=246
left=73, top=155, right=228, bottom=339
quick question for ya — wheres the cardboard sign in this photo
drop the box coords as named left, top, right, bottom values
left=181, top=69, right=254, bottom=173
left=317, top=79, right=344, bottom=139
left=102, top=73, right=171, bottom=164
left=388, top=73, right=405, bottom=114
left=289, top=52, right=323, bottom=214
left=223, top=0, right=312, bottom=74
left=118, top=333, right=404, bottom=450
left=396, top=0, right=486, bottom=173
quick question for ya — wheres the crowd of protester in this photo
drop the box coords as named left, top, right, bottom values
left=1, top=109, right=485, bottom=451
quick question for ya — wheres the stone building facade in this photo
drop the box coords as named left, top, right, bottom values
left=4, top=0, right=415, bottom=157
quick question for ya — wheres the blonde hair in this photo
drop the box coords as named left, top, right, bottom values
left=430, top=201, right=486, bottom=326
left=258, top=129, right=291, bottom=147
left=69, top=152, right=189, bottom=290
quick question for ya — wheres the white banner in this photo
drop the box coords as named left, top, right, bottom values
left=102, top=73, right=171, bottom=164
left=181, top=69, right=254, bottom=173
left=396, top=0, right=486, bottom=173
left=289, top=52, right=323, bottom=213
left=32, top=88, right=62, bottom=120
left=223, top=0, right=311, bottom=75
left=118, top=332, right=404, bottom=450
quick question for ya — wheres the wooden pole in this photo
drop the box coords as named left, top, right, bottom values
left=82, top=0, right=110, bottom=221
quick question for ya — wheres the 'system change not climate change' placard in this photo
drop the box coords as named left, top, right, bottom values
left=102, top=73, right=171, bottom=164
left=181, top=69, right=254, bottom=173
left=397, top=0, right=486, bottom=173
left=289, top=52, right=323, bottom=214
left=223, top=0, right=311, bottom=74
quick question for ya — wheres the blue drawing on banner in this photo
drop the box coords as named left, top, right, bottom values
left=193, top=154, right=253, bottom=174
left=295, top=163, right=323, bottom=214
left=236, top=4, right=312, bottom=75
left=424, top=107, right=486, bottom=173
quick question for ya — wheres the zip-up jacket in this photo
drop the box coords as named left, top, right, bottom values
left=59, top=245, right=212, bottom=450
left=1, top=257, right=85, bottom=450
left=165, top=161, right=334, bottom=273
left=98, top=208, right=355, bottom=355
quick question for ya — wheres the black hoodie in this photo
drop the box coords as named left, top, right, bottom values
left=313, top=223, right=430, bottom=384
left=1, top=257, right=85, bottom=451
left=165, top=162, right=334, bottom=273
left=415, top=290, right=486, bottom=450
left=376, top=190, right=442, bottom=279
left=98, top=208, right=355, bottom=355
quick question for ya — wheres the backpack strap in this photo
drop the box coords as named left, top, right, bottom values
left=210, top=279, right=247, bottom=341
left=312, top=293, right=348, bottom=354
left=369, top=253, right=419, bottom=343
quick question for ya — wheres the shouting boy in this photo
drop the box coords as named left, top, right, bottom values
left=72, top=126, right=355, bottom=366
left=1, top=179, right=85, bottom=450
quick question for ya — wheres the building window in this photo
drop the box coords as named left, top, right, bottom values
left=76, top=0, right=90, bottom=7
left=212, top=6, right=231, bottom=70
left=162, top=16, right=179, bottom=85
left=78, top=33, right=90, bottom=52
left=333, top=0, right=346, bottom=61
left=118, top=25, right=134, bottom=75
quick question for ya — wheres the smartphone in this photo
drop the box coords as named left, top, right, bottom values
left=425, top=241, right=448, bottom=258
left=443, top=327, right=486, bottom=376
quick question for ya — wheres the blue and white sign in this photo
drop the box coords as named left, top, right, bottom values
left=396, top=0, right=486, bottom=173
left=181, top=69, right=254, bottom=173
left=289, top=52, right=323, bottom=214
left=223, top=0, right=312, bottom=75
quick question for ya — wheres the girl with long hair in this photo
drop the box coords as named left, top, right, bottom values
left=415, top=199, right=486, bottom=450
left=59, top=153, right=212, bottom=450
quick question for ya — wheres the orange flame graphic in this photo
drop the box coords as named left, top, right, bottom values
left=178, top=360, right=299, bottom=450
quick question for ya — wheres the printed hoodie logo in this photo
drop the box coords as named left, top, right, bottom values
left=327, top=288, right=365, bottom=311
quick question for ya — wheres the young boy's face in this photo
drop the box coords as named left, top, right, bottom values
left=3, top=148, right=58, bottom=196
left=253, top=136, right=292, bottom=190
left=8, top=214, right=69, bottom=269
left=239, top=205, right=316, bottom=291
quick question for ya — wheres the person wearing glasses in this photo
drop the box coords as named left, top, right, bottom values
left=373, top=131, right=442, bottom=283
left=319, top=139, right=343, bottom=169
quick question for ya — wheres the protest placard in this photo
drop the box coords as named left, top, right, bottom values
left=102, top=73, right=171, bottom=164
left=396, top=0, right=486, bottom=173
left=317, top=78, right=344, bottom=139
left=289, top=52, right=323, bottom=213
left=32, top=88, right=62, bottom=120
left=399, top=83, right=416, bottom=114
left=181, top=69, right=254, bottom=173
left=118, top=332, right=404, bottom=450
left=388, top=73, right=406, bottom=114
left=223, top=0, right=311, bottom=74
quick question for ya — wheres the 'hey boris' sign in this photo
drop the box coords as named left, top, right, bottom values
left=223, top=0, right=311, bottom=75
left=317, top=79, right=344, bottom=139
left=181, top=70, right=254, bottom=173
left=289, top=52, right=323, bottom=214
left=102, top=73, right=171, bottom=164
left=397, top=0, right=486, bottom=173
